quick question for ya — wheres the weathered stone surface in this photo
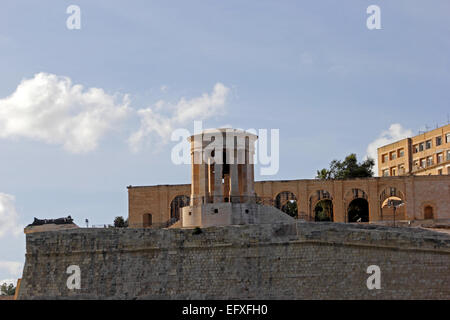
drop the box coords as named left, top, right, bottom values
left=128, top=175, right=450, bottom=227
left=18, top=222, right=450, bottom=300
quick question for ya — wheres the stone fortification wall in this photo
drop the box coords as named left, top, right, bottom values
left=18, top=222, right=450, bottom=299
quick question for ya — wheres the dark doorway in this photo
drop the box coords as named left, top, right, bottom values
left=274, top=191, right=298, bottom=218
left=170, top=195, right=190, bottom=221
left=314, top=199, right=333, bottom=221
left=424, top=206, right=434, bottom=219
left=143, top=213, right=152, bottom=227
left=348, top=198, right=369, bottom=222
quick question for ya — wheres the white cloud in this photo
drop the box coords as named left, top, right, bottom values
left=366, top=124, right=413, bottom=176
left=0, top=73, right=130, bottom=153
left=0, top=193, right=22, bottom=238
left=129, top=83, right=229, bottom=152
left=0, top=261, right=23, bottom=278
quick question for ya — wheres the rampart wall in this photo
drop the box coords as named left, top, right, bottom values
left=18, top=222, right=450, bottom=299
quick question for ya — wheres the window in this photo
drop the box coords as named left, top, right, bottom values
left=389, top=187, right=396, bottom=196
left=446, top=133, right=450, bottom=143
left=382, top=154, right=388, bottom=163
left=436, top=136, right=442, bottom=146
left=427, top=156, right=433, bottom=167
left=413, top=160, right=419, bottom=169
left=391, top=167, right=397, bottom=176
left=382, top=169, right=389, bottom=177
left=420, top=158, right=426, bottom=168
left=426, top=140, right=432, bottom=149
left=390, top=151, right=396, bottom=160
left=413, top=145, right=419, bottom=153
left=437, top=153, right=443, bottom=164
left=398, top=164, right=405, bottom=174
left=398, top=149, right=404, bottom=158
left=447, top=150, right=450, bottom=161
left=419, top=143, right=425, bottom=152
left=438, top=169, right=443, bottom=175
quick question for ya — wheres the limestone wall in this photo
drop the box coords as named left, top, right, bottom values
left=181, top=203, right=294, bottom=228
left=128, top=175, right=450, bottom=227
left=18, top=222, right=450, bottom=299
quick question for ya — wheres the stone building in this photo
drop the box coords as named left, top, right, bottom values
left=17, top=127, right=450, bottom=300
left=377, top=123, right=450, bottom=177
left=128, top=128, right=450, bottom=228
left=153, top=128, right=293, bottom=228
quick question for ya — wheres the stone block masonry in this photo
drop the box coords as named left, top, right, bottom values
left=18, top=222, right=450, bottom=299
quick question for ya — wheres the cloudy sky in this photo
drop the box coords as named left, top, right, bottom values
left=1, top=0, right=449, bottom=282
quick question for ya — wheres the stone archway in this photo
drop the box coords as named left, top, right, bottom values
left=170, top=195, right=190, bottom=221
left=309, top=190, right=333, bottom=222
left=379, top=187, right=406, bottom=221
left=345, top=188, right=369, bottom=222
left=348, top=198, right=369, bottom=222
left=314, top=199, right=333, bottom=221
left=274, top=191, right=298, bottom=218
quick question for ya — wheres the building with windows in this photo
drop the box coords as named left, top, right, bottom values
left=127, top=128, right=450, bottom=228
left=377, top=124, right=450, bottom=177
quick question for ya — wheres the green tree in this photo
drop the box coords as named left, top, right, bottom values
left=282, top=200, right=298, bottom=218
left=314, top=200, right=333, bottom=221
left=113, top=216, right=128, bottom=228
left=316, top=154, right=374, bottom=180
left=0, top=283, right=16, bottom=296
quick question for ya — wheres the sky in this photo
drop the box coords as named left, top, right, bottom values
left=0, top=0, right=449, bottom=282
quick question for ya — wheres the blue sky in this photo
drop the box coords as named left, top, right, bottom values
left=0, top=0, right=449, bottom=282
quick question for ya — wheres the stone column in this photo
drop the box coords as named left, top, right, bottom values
left=230, top=149, right=240, bottom=202
left=333, top=181, right=344, bottom=223
left=191, top=150, right=202, bottom=205
left=368, top=180, right=380, bottom=222
left=190, top=151, right=196, bottom=205
left=242, top=163, right=248, bottom=201
left=214, top=163, right=223, bottom=203
left=208, top=160, right=214, bottom=196
left=246, top=137, right=256, bottom=201
left=198, top=152, right=209, bottom=204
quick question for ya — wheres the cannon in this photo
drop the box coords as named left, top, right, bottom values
left=28, top=216, right=74, bottom=226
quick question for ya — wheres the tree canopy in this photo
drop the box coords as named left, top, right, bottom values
left=316, top=153, right=374, bottom=180
left=0, top=283, right=15, bottom=296
left=282, top=200, right=298, bottom=218
left=113, top=216, right=128, bottom=228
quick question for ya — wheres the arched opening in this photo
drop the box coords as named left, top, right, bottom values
left=274, top=191, right=298, bottom=218
left=309, top=190, right=333, bottom=221
left=314, top=199, right=333, bottom=221
left=143, top=213, right=152, bottom=227
left=348, top=198, right=369, bottom=222
left=170, top=195, right=190, bottom=222
left=424, top=206, right=434, bottom=219
left=379, top=187, right=406, bottom=221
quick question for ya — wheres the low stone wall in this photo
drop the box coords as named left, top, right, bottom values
left=18, top=222, right=450, bottom=299
left=181, top=203, right=294, bottom=228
